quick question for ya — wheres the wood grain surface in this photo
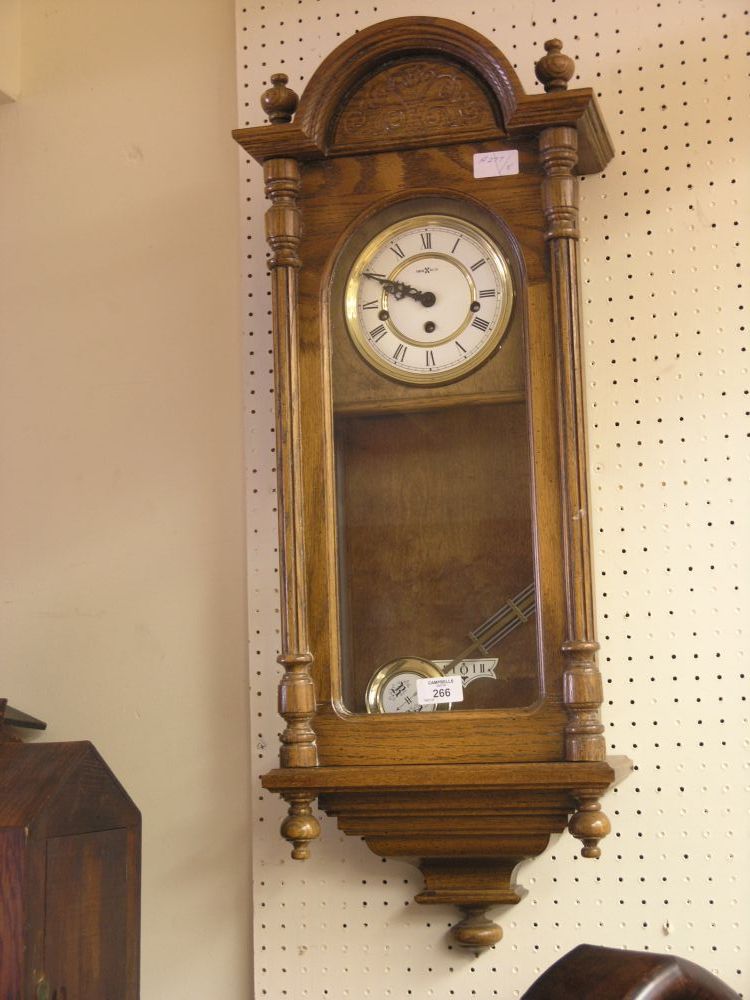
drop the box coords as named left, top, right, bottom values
left=0, top=742, right=140, bottom=999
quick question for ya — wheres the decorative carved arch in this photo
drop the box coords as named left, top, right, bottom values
left=294, top=17, right=523, bottom=150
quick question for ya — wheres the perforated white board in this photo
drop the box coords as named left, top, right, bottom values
left=236, top=2, right=749, bottom=996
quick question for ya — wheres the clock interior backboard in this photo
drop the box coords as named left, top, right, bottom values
left=335, top=400, right=538, bottom=712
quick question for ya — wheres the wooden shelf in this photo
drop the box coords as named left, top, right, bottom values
left=263, top=757, right=630, bottom=949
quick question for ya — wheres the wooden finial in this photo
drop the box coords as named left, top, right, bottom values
left=535, top=39, right=575, bottom=92
left=261, top=73, right=299, bottom=124
left=281, top=792, right=321, bottom=860
left=451, top=907, right=503, bottom=951
left=569, top=796, right=611, bottom=858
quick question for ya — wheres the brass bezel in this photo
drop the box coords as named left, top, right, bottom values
left=365, top=657, right=453, bottom=714
left=344, top=214, right=514, bottom=386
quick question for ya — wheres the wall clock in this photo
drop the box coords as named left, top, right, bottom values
left=234, top=19, right=629, bottom=951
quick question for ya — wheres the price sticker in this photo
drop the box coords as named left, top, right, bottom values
left=473, top=149, right=519, bottom=178
left=416, top=674, right=464, bottom=706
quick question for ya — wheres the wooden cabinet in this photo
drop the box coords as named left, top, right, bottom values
left=0, top=741, right=140, bottom=999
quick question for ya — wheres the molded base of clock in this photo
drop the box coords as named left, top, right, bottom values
left=262, top=757, right=629, bottom=951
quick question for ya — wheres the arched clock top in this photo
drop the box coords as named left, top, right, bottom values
left=233, top=18, right=614, bottom=174
left=295, top=17, right=520, bottom=153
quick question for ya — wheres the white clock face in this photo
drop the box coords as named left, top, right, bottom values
left=364, top=657, right=451, bottom=714
left=344, top=214, right=514, bottom=385
left=380, top=672, right=436, bottom=714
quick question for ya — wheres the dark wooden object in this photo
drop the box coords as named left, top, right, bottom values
left=522, top=943, right=739, bottom=1000
left=234, top=17, right=628, bottom=949
left=0, top=700, right=47, bottom=739
left=0, top=741, right=141, bottom=999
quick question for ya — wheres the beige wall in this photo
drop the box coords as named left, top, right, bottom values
left=0, top=2, right=251, bottom=997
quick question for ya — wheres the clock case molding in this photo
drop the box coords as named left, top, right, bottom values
left=234, top=18, right=629, bottom=951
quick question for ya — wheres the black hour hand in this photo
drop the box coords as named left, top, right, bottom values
left=363, top=272, right=436, bottom=307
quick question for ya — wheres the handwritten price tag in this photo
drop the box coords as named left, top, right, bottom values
left=473, top=149, right=519, bottom=178
left=416, top=674, right=464, bottom=706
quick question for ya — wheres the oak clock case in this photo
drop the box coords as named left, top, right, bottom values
left=234, top=19, right=628, bottom=951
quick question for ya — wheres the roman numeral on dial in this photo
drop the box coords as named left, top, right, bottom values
left=369, top=324, right=386, bottom=342
left=471, top=316, right=490, bottom=332
left=393, top=344, right=407, bottom=362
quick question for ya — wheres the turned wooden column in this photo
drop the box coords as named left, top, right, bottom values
left=539, top=123, right=605, bottom=766
left=539, top=66, right=609, bottom=855
left=536, top=41, right=606, bottom=769
left=264, top=153, right=320, bottom=857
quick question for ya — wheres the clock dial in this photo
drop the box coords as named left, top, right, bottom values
left=344, top=215, right=514, bottom=385
left=365, top=657, right=451, bottom=714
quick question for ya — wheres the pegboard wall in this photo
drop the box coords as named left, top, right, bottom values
left=236, top=1, right=749, bottom=996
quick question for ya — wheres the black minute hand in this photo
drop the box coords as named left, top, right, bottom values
left=362, top=272, right=436, bottom=307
